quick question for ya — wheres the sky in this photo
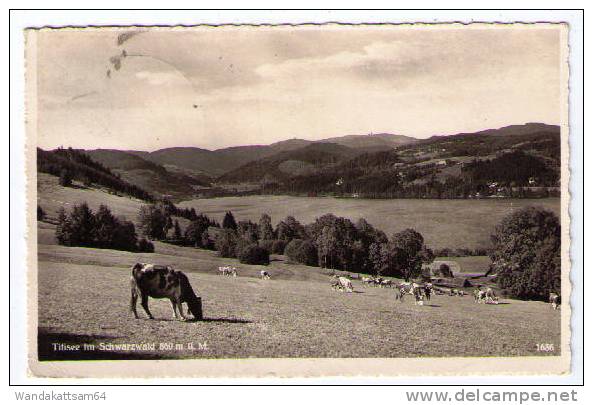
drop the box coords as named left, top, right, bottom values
left=32, top=24, right=565, bottom=151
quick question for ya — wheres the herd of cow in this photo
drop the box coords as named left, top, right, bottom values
left=330, top=274, right=500, bottom=306
left=129, top=262, right=561, bottom=322
left=218, top=266, right=271, bottom=280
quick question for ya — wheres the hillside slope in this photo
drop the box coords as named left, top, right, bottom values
left=215, top=123, right=561, bottom=198
left=217, top=142, right=360, bottom=185
left=37, top=148, right=154, bottom=201
left=85, top=149, right=210, bottom=199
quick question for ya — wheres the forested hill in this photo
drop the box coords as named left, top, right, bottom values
left=217, top=143, right=360, bottom=185
left=37, top=147, right=155, bottom=201
left=127, top=133, right=416, bottom=178
left=84, top=149, right=211, bottom=199
left=216, top=123, right=561, bottom=199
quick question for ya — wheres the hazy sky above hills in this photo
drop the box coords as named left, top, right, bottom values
left=33, top=24, right=565, bottom=151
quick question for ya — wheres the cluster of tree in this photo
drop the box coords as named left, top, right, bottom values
left=178, top=208, right=435, bottom=280
left=490, top=206, right=561, bottom=301
left=55, top=203, right=153, bottom=252
left=433, top=247, right=489, bottom=257
left=462, top=151, right=559, bottom=187
left=38, top=147, right=154, bottom=201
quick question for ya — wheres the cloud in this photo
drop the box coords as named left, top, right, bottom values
left=135, top=70, right=185, bottom=86
left=34, top=25, right=564, bottom=151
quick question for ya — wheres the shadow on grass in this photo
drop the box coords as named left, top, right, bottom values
left=38, top=328, right=165, bottom=361
left=190, top=317, right=252, bottom=324
left=135, top=317, right=253, bottom=324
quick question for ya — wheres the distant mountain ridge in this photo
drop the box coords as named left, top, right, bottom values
left=215, top=123, right=561, bottom=199
left=129, top=132, right=417, bottom=177
left=429, top=123, right=559, bottom=140
left=42, top=123, right=560, bottom=200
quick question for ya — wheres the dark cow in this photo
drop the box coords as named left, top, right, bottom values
left=130, top=263, right=203, bottom=321
left=423, top=283, right=433, bottom=301
left=412, top=283, right=424, bottom=305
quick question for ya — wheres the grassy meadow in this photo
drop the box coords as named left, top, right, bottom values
left=178, top=195, right=560, bottom=249
left=38, top=224, right=560, bottom=360
left=36, top=173, right=561, bottom=360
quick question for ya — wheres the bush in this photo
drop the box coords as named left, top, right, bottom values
left=138, top=204, right=167, bottom=240
left=137, top=237, right=155, bottom=253
left=184, top=214, right=213, bottom=247
left=111, top=220, right=138, bottom=252
left=238, top=244, right=270, bottom=265
left=271, top=239, right=287, bottom=254
left=234, top=237, right=253, bottom=258
left=59, top=169, right=73, bottom=187
left=201, top=229, right=215, bottom=250
left=285, top=239, right=318, bottom=266
left=66, top=202, right=96, bottom=247
left=215, top=229, right=238, bottom=258
left=491, top=206, right=561, bottom=300
left=258, top=239, right=275, bottom=253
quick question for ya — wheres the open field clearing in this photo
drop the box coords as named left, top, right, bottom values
left=178, top=196, right=560, bottom=249
left=38, top=225, right=560, bottom=360
left=38, top=173, right=559, bottom=250
left=37, top=173, right=144, bottom=224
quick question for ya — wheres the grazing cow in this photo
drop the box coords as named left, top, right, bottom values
left=485, top=287, right=498, bottom=304
left=412, top=284, right=424, bottom=305
left=549, top=293, right=560, bottom=310
left=432, top=286, right=445, bottom=295
left=130, top=263, right=202, bottom=321
left=423, top=283, right=433, bottom=301
left=260, top=270, right=271, bottom=280
left=371, top=277, right=383, bottom=287
left=333, top=276, right=354, bottom=292
left=473, top=289, right=483, bottom=302
left=381, top=279, right=394, bottom=288
left=397, top=282, right=415, bottom=297
left=476, top=290, right=487, bottom=303
left=218, top=266, right=237, bottom=277
left=361, top=276, right=374, bottom=286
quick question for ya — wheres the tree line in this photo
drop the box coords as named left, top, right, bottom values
left=137, top=202, right=434, bottom=280
left=137, top=202, right=561, bottom=301
left=50, top=197, right=560, bottom=301
left=55, top=203, right=154, bottom=253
